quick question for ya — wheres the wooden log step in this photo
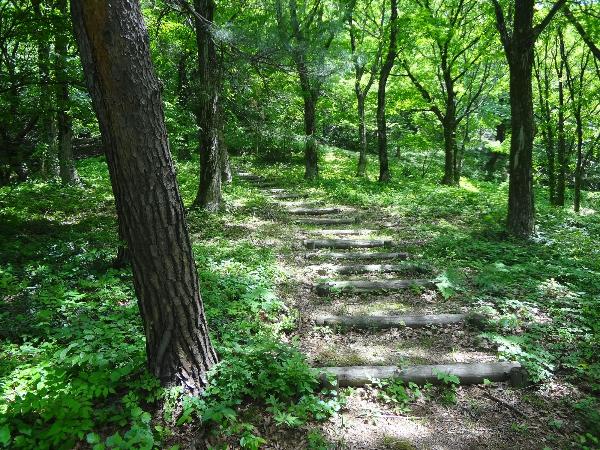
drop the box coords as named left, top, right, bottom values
left=311, top=263, right=428, bottom=275
left=314, top=313, right=468, bottom=329
left=253, top=181, right=279, bottom=187
left=288, top=207, right=341, bottom=216
left=318, top=362, right=525, bottom=387
left=271, top=193, right=307, bottom=200
left=312, top=229, right=377, bottom=235
left=304, top=239, right=393, bottom=249
left=266, top=188, right=287, bottom=193
left=316, top=279, right=433, bottom=295
left=305, top=251, right=409, bottom=261
left=296, top=217, right=358, bottom=225
left=236, top=172, right=262, bottom=180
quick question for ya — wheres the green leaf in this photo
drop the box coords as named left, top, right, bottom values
left=0, top=425, right=11, bottom=446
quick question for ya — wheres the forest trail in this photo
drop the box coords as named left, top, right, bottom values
left=237, top=171, right=573, bottom=450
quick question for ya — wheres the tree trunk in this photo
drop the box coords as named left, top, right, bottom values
left=356, top=92, right=367, bottom=177
left=454, top=115, right=469, bottom=184
left=555, top=52, right=566, bottom=206
left=219, top=126, right=232, bottom=184
left=176, top=53, right=192, bottom=161
left=573, top=115, right=583, bottom=212
left=504, top=1, right=538, bottom=238
left=546, top=129, right=556, bottom=204
left=71, top=0, right=217, bottom=394
left=377, top=0, right=398, bottom=182
left=192, top=0, right=222, bottom=210
left=32, top=0, right=59, bottom=178
left=441, top=59, right=457, bottom=185
left=442, top=119, right=457, bottom=185
left=494, top=0, right=567, bottom=237
left=506, top=53, right=536, bottom=237
left=303, top=93, right=319, bottom=180
left=55, top=0, right=81, bottom=186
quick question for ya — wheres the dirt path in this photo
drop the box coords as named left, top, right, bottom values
left=236, top=172, right=576, bottom=450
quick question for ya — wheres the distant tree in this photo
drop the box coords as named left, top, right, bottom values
left=274, top=0, right=346, bottom=180
left=192, top=0, right=223, bottom=210
left=533, top=33, right=558, bottom=203
left=376, top=0, right=398, bottom=182
left=71, top=0, right=217, bottom=393
left=54, top=0, right=80, bottom=185
left=347, top=0, right=383, bottom=177
left=402, top=0, right=493, bottom=185
left=491, top=0, right=566, bottom=237
left=563, top=6, right=600, bottom=62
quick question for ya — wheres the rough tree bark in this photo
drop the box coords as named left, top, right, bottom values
left=71, top=0, right=217, bottom=394
left=376, top=0, right=398, bottom=182
left=55, top=0, right=81, bottom=185
left=192, top=0, right=222, bottom=210
left=492, top=0, right=566, bottom=237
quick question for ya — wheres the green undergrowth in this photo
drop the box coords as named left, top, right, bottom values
left=0, top=157, right=341, bottom=449
left=238, top=147, right=600, bottom=443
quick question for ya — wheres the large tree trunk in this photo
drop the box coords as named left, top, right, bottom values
left=192, top=0, right=222, bottom=210
left=494, top=0, right=566, bottom=237
left=55, top=0, right=80, bottom=186
left=504, top=2, right=538, bottom=238
left=71, top=0, right=217, bottom=394
left=356, top=92, right=367, bottom=177
left=376, top=0, right=398, bottom=183
left=507, top=55, right=536, bottom=237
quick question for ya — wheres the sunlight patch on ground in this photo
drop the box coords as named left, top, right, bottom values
left=578, top=207, right=596, bottom=216
left=459, top=178, right=479, bottom=192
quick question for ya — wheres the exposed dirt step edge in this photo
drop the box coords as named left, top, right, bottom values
left=318, top=362, right=526, bottom=387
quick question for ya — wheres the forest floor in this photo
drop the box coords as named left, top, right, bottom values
left=1, top=148, right=599, bottom=449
